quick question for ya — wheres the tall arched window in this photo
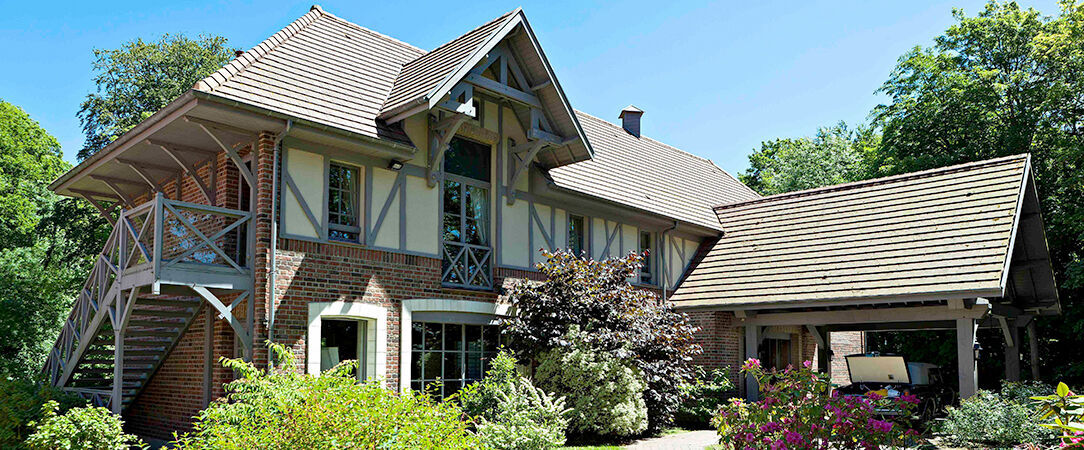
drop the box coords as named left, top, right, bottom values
left=441, top=137, right=492, bottom=289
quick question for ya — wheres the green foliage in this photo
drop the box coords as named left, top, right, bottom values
left=460, top=351, right=570, bottom=449
left=534, top=330, right=648, bottom=437
left=740, top=122, right=880, bottom=196
left=675, top=366, right=734, bottom=428
left=941, top=388, right=1057, bottom=446
left=0, top=100, right=104, bottom=379
left=77, top=34, right=233, bottom=160
left=475, top=377, right=571, bottom=450
left=713, top=359, right=918, bottom=449
left=0, top=378, right=86, bottom=448
left=1031, top=381, right=1084, bottom=445
left=24, top=400, right=143, bottom=450
left=502, top=249, right=701, bottom=431
left=171, top=342, right=480, bottom=449
left=458, top=349, right=521, bottom=419
left=871, top=0, right=1084, bottom=383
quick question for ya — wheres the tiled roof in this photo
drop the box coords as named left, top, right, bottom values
left=550, top=112, right=758, bottom=230
left=380, top=10, right=517, bottom=118
left=193, top=6, right=755, bottom=229
left=194, top=6, right=424, bottom=143
left=671, top=154, right=1032, bottom=307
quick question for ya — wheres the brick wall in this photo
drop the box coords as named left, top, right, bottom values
left=830, top=331, right=865, bottom=385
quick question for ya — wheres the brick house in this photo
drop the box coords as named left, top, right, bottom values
left=43, top=6, right=1058, bottom=439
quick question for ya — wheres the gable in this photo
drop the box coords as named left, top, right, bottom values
left=380, top=9, right=592, bottom=169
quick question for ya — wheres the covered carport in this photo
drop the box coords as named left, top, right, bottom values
left=671, top=154, right=1060, bottom=400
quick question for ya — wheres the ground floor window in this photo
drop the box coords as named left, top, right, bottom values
left=410, top=322, right=498, bottom=399
left=320, top=319, right=365, bottom=378
left=761, top=337, right=793, bottom=371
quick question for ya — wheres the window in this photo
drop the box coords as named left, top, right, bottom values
left=761, top=337, right=793, bottom=371
left=410, top=322, right=498, bottom=399
left=442, top=137, right=492, bottom=289
left=639, top=231, right=654, bottom=284
left=568, top=215, right=585, bottom=256
left=328, top=163, right=360, bottom=242
left=320, top=319, right=365, bottom=378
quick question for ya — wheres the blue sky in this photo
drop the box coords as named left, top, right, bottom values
left=0, top=0, right=1062, bottom=175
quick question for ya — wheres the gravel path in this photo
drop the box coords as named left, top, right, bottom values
left=624, top=430, right=718, bottom=449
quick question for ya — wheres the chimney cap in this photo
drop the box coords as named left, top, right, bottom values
left=618, top=105, right=644, bottom=119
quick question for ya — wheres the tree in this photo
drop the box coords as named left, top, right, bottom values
left=502, top=250, right=701, bottom=432
left=0, top=101, right=101, bottom=378
left=77, top=34, right=233, bottom=160
left=740, top=122, right=879, bottom=196
left=873, top=0, right=1084, bottom=383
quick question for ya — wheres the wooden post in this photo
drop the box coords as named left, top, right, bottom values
left=957, top=318, right=978, bottom=399
left=1004, top=322, right=1021, bottom=382
left=1028, top=320, right=1040, bottom=380
left=203, top=305, right=213, bottom=408
left=112, top=290, right=125, bottom=414
left=744, top=326, right=759, bottom=401
left=819, top=331, right=832, bottom=380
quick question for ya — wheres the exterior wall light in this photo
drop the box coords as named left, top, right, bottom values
left=388, top=160, right=404, bottom=171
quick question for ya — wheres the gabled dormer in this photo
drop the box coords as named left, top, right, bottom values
left=380, top=9, right=592, bottom=194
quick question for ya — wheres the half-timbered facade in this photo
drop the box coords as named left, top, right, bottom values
left=42, top=5, right=1058, bottom=439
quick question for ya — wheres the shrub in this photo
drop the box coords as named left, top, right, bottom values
left=475, top=377, right=570, bottom=450
left=460, top=350, right=571, bottom=449
left=713, top=358, right=918, bottom=449
left=24, top=400, right=142, bottom=450
left=171, top=343, right=479, bottom=449
left=0, top=377, right=86, bottom=448
left=675, top=366, right=733, bottom=428
left=940, top=388, right=1056, bottom=446
left=534, top=330, right=648, bottom=437
left=503, top=249, right=701, bottom=431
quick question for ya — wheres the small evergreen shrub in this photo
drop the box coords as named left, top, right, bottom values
left=24, top=400, right=143, bottom=450
left=940, top=388, right=1057, bottom=446
left=534, top=330, right=648, bottom=437
left=675, top=366, right=733, bottom=428
left=460, top=351, right=570, bottom=450
left=171, top=343, right=479, bottom=449
left=0, top=377, right=86, bottom=448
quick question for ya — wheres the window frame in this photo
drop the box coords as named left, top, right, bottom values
left=327, top=161, right=362, bottom=243
left=568, top=214, right=586, bottom=257
left=409, top=321, right=499, bottom=399
left=639, top=230, right=655, bottom=285
left=440, top=136, right=493, bottom=290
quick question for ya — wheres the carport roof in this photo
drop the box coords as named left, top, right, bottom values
left=671, top=154, right=1059, bottom=313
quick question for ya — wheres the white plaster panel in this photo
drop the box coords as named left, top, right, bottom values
left=501, top=199, right=530, bottom=267
left=370, top=168, right=400, bottom=249
left=405, top=174, right=438, bottom=254
left=283, top=148, right=324, bottom=238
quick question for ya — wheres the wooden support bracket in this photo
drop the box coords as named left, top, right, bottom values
left=426, top=113, right=470, bottom=187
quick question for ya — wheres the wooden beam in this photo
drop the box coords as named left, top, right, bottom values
left=426, top=113, right=469, bottom=187
left=94, top=177, right=135, bottom=208
left=744, top=326, right=759, bottom=401
left=529, top=80, right=552, bottom=91
left=74, top=191, right=118, bottom=225
left=119, top=161, right=165, bottom=193
left=184, top=115, right=257, bottom=139
left=957, top=318, right=978, bottom=399
left=156, top=143, right=215, bottom=204
left=505, top=139, right=546, bottom=205
left=116, top=158, right=183, bottom=175
left=89, top=174, right=146, bottom=189
left=464, top=73, right=543, bottom=109
left=741, top=303, right=990, bottom=327
left=528, top=127, right=563, bottom=145
left=192, top=286, right=252, bottom=361
left=194, top=122, right=254, bottom=189
left=146, top=139, right=218, bottom=156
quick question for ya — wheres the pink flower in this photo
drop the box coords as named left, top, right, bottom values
left=899, top=393, right=920, bottom=405
left=742, top=358, right=762, bottom=370
left=803, top=360, right=813, bottom=368
left=867, top=418, right=893, bottom=433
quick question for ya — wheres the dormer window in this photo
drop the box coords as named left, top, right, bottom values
left=441, top=137, right=492, bottom=289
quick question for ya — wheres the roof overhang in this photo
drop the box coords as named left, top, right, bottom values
left=51, top=91, right=417, bottom=201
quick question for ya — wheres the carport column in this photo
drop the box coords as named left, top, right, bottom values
left=1028, top=320, right=1040, bottom=380
left=744, top=325, right=759, bottom=401
left=956, top=318, right=978, bottom=399
left=1004, top=322, right=1021, bottom=382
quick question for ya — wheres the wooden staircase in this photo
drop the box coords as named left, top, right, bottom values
left=43, top=194, right=254, bottom=413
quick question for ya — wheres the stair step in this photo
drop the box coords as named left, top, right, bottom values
left=131, top=309, right=192, bottom=318
left=87, top=350, right=163, bottom=357
left=137, top=298, right=201, bottom=308
left=127, top=320, right=184, bottom=328
left=80, top=366, right=153, bottom=374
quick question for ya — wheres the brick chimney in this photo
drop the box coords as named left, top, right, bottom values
left=619, top=105, right=644, bottom=138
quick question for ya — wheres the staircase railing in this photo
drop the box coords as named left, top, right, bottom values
left=43, top=193, right=253, bottom=399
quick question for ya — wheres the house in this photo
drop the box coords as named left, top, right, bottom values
left=42, top=6, right=1059, bottom=439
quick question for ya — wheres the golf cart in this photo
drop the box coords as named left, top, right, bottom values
left=834, top=353, right=952, bottom=421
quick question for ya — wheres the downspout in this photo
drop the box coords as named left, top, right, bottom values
left=660, top=220, right=678, bottom=302
left=267, top=119, right=292, bottom=367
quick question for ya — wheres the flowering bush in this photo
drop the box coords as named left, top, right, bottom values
left=24, top=400, right=143, bottom=450
left=712, top=358, right=918, bottom=449
left=941, top=385, right=1056, bottom=446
